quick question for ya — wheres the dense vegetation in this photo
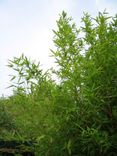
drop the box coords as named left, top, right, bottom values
left=0, top=11, right=117, bottom=155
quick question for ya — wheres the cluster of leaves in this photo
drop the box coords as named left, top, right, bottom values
left=0, top=11, right=117, bottom=155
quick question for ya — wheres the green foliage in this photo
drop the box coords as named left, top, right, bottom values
left=1, top=11, right=117, bottom=155
left=7, top=54, right=44, bottom=94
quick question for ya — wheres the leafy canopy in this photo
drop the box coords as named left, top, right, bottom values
left=1, top=11, right=117, bottom=155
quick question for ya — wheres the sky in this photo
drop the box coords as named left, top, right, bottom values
left=0, top=0, right=117, bottom=96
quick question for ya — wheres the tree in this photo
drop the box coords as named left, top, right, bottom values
left=6, top=11, right=117, bottom=155
left=51, top=11, right=117, bottom=155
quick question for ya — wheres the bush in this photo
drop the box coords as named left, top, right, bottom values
left=1, top=11, right=117, bottom=155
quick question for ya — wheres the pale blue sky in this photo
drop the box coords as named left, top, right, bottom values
left=0, top=0, right=117, bottom=96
